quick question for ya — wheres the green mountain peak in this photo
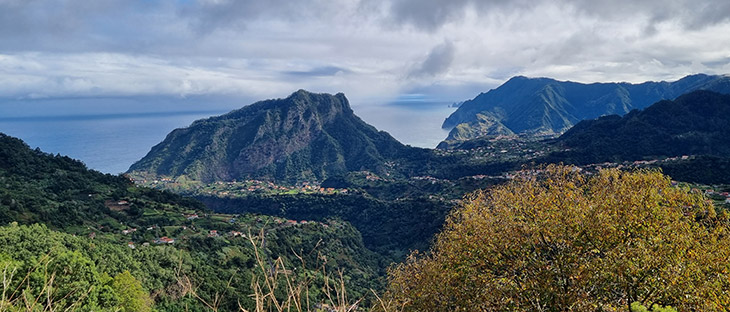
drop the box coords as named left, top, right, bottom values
left=128, top=90, right=410, bottom=183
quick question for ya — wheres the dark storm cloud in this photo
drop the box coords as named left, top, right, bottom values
left=409, top=41, right=455, bottom=78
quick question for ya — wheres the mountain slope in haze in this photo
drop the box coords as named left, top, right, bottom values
left=129, top=90, right=415, bottom=183
left=548, top=90, right=730, bottom=164
left=441, top=74, right=730, bottom=144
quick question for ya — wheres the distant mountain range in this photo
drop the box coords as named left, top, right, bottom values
left=129, top=77, right=730, bottom=185
left=549, top=90, right=730, bottom=164
left=129, top=90, right=416, bottom=183
left=441, top=74, right=730, bottom=144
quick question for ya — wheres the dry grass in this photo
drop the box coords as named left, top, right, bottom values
left=0, top=254, right=93, bottom=312
left=179, top=228, right=406, bottom=312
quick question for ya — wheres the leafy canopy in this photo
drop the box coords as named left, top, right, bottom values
left=386, top=165, right=730, bottom=311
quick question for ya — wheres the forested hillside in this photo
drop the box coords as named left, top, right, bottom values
left=0, top=133, right=385, bottom=311
left=548, top=90, right=730, bottom=165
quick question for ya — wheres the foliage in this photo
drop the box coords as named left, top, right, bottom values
left=0, top=220, right=382, bottom=311
left=658, top=156, right=730, bottom=184
left=385, top=165, right=730, bottom=311
left=112, top=271, right=153, bottom=312
left=184, top=229, right=365, bottom=312
left=0, top=223, right=163, bottom=311
left=198, top=193, right=450, bottom=261
left=551, top=90, right=730, bottom=165
left=630, top=302, right=677, bottom=312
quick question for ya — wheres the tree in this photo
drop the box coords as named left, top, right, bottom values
left=385, top=165, right=730, bottom=311
left=112, top=271, right=152, bottom=312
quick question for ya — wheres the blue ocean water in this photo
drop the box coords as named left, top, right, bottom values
left=0, top=99, right=456, bottom=174
left=0, top=110, right=228, bottom=174
left=353, top=102, right=454, bottom=148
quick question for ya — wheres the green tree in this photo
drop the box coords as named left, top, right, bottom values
left=112, top=271, right=152, bottom=312
left=630, top=302, right=677, bottom=312
left=386, top=165, right=730, bottom=311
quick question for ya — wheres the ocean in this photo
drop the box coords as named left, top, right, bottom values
left=0, top=99, right=455, bottom=174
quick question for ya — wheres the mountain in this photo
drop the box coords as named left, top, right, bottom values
left=440, top=74, right=730, bottom=144
left=129, top=90, right=415, bottom=183
left=548, top=90, right=730, bottom=164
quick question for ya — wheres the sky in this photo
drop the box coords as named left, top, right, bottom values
left=1, top=0, right=730, bottom=106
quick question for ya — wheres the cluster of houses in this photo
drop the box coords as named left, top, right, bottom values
left=155, top=236, right=175, bottom=244
left=133, top=173, right=357, bottom=198
left=364, top=173, right=382, bottom=181
left=114, top=209, right=365, bottom=253
left=631, top=156, right=690, bottom=166
left=186, top=180, right=351, bottom=197
left=125, top=230, right=250, bottom=249
left=464, top=174, right=503, bottom=180
left=705, top=189, right=730, bottom=204
left=126, top=241, right=150, bottom=249
left=273, top=218, right=330, bottom=228
left=293, top=182, right=352, bottom=194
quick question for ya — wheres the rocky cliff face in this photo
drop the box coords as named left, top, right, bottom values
left=129, top=90, right=411, bottom=183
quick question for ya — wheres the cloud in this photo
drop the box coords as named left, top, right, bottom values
left=179, top=0, right=360, bottom=35
left=0, top=0, right=729, bottom=106
left=283, top=66, right=351, bottom=77
left=379, top=0, right=472, bottom=32
left=408, top=41, right=455, bottom=78
left=375, top=0, right=730, bottom=33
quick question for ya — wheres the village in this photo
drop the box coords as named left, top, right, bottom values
left=90, top=202, right=342, bottom=250
left=129, top=174, right=353, bottom=198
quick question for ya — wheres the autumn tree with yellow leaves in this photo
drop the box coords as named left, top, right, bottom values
left=385, top=165, right=730, bottom=311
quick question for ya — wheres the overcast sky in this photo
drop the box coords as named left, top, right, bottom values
left=1, top=0, right=730, bottom=105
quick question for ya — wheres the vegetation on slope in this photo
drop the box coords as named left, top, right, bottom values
left=0, top=133, right=385, bottom=311
left=0, top=133, right=206, bottom=231
left=197, top=193, right=451, bottom=261
left=551, top=90, right=730, bottom=164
